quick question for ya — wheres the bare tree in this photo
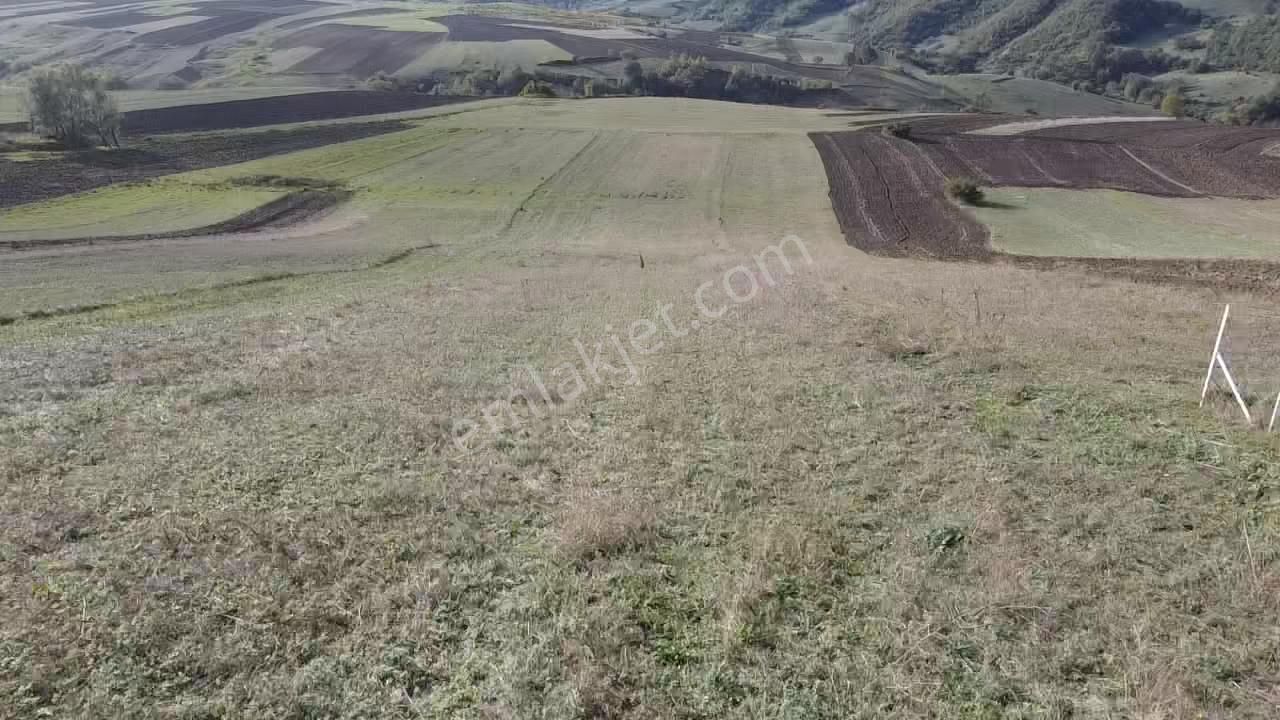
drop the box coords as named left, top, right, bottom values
left=27, top=64, right=121, bottom=148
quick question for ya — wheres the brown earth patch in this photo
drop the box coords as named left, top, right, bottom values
left=121, top=91, right=474, bottom=134
left=135, top=13, right=275, bottom=46
left=810, top=131, right=988, bottom=258
left=276, top=24, right=445, bottom=78
left=66, top=10, right=168, bottom=29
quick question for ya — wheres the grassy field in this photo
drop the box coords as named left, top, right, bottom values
left=974, top=187, right=1280, bottom=258
left=0, top=180, right=285, bottom=243
left=2, top=99, right=1279, bottom=718
left=396, top=40, right=572, bottom=75
left=1156, top=70, right=1280, bottom=115
left=334, top=14, right=450, bottom=33
left=930, top=74, right=1159, bottom=116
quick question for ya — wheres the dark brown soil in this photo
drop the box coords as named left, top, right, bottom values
left=66, top=11, right=161, bottom=29
left=121, top=92, right=474, bottom=134
left=0, top=189, right=349, bottom=252
left=1019, top=121, right=1280, bottom=198
left=810, top=131, right=989, bottom=258
left=135, top=14, right=276, bottom=46
left=0, top=120, right=411, bottom=209
left=276, top=24, right=445, bottom=78
left=915, top=135, right=1202, bottom=196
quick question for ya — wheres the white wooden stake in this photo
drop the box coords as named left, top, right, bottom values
left=1269, top=391, right=1280, bottom=432
left=1201, top=304, right=1230, bottom=406
left=1216, top=352, right=1253, bottom=424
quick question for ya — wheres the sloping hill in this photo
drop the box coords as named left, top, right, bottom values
left=670, top=0, right=1279, bottom=80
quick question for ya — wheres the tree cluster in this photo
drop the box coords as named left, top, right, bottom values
left=623, top=55, right=813, bottom=104
left=27, top=64, right=121, bottom=148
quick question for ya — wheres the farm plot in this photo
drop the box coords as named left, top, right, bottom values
left=0, top=119, right=414, bottom=208
left=0, top=98, right=844, bottom=317
left=0, top=179, right=286, bottom=245
left=916, top=135, right=1201, bottom=196
left=928, top=74, right=1158, bottom=116
left=134, top=13, right=275, bottom=46
left=275, top=24, right=445, bottom=78
left=814, top=119, right=1280, bottom=262
left=66, top=9, right=192, bottom=29
left=972, top=116, right=1175, bottom=136
left=439, top=97, right=873, bottom=133
left=120, top=91, right=475, bottom=133
left=1022, top=121, right=1280, bottom=197
left=810, top=131, right=987, bottom=257
left=975, top=187, right=1280, bottom=259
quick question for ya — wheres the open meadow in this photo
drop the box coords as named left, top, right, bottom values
left=3, top=97, right=1280, bottom=718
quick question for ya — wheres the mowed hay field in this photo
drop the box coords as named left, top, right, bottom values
left=976, top=187, right=1280, bottom=258
left=4, top=99, right=1280, bottom=718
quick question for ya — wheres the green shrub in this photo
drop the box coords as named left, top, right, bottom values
left=518, top=80, right=557, bottom=98
left=882, top=122, right=913, bottom=139
left=945, top=177, right=984, bottom=205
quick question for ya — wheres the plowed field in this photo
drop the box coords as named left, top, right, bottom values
left=813, top=119, right=1280, bottom=286
left=276, top=24, right=445, bottom=78
left=121, top=92, right=474, bottom=134
left=810, top=132, right=987, bottom=258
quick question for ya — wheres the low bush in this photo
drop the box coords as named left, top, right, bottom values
left=518, top=80, right=557, bottom=98
left=882, top=122, right=913, bottom=139
left=945, top=177, right=984, bottom=205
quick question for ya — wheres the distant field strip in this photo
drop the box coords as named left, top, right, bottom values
left=0, top=180, right=286, bottom=244
left=972, top=116, right=1175, bottom=136
left=976, top=187, right=1280, bottom=259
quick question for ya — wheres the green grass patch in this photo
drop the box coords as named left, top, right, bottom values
left=190, top=125, right=474, bottom=188
left=974, top=187, right=1280, bottom=259
left=0, top=180, right=285, bottom=242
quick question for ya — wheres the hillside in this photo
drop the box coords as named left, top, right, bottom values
left=670, top=0, right=1278, bottom=74
left=5, top=96, right=1280, bottom=717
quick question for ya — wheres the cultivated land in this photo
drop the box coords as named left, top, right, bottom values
left=812, top=116, right=1280, bottom=263
left=975, top=187, right=1280, bottom=258
left=4, top=98, right=1280, bottom=718
left=0, top=0, right=1141, bottom=115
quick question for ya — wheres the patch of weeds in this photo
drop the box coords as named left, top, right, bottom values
left=194, top=382, right=254, bottom=405
left=974, top=393, right=1015, bottom=441
left=939, top=663, right=1018, bottom=720
left=229, top=174, right=345, bottom=192
left=927, top=525, right=966, bottom=552
left=610, top=570, right=705, bottom=667
left=362, top=473, right=443, bottom=515
left=555, top=488, right=659, bottom=563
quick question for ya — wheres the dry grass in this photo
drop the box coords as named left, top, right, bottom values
left=555, top=487, right=660, bottom=563
left=2, top=100, right=1280, bottom=718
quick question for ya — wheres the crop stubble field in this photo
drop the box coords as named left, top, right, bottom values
left=3, top=98, right=1280, bottom=718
